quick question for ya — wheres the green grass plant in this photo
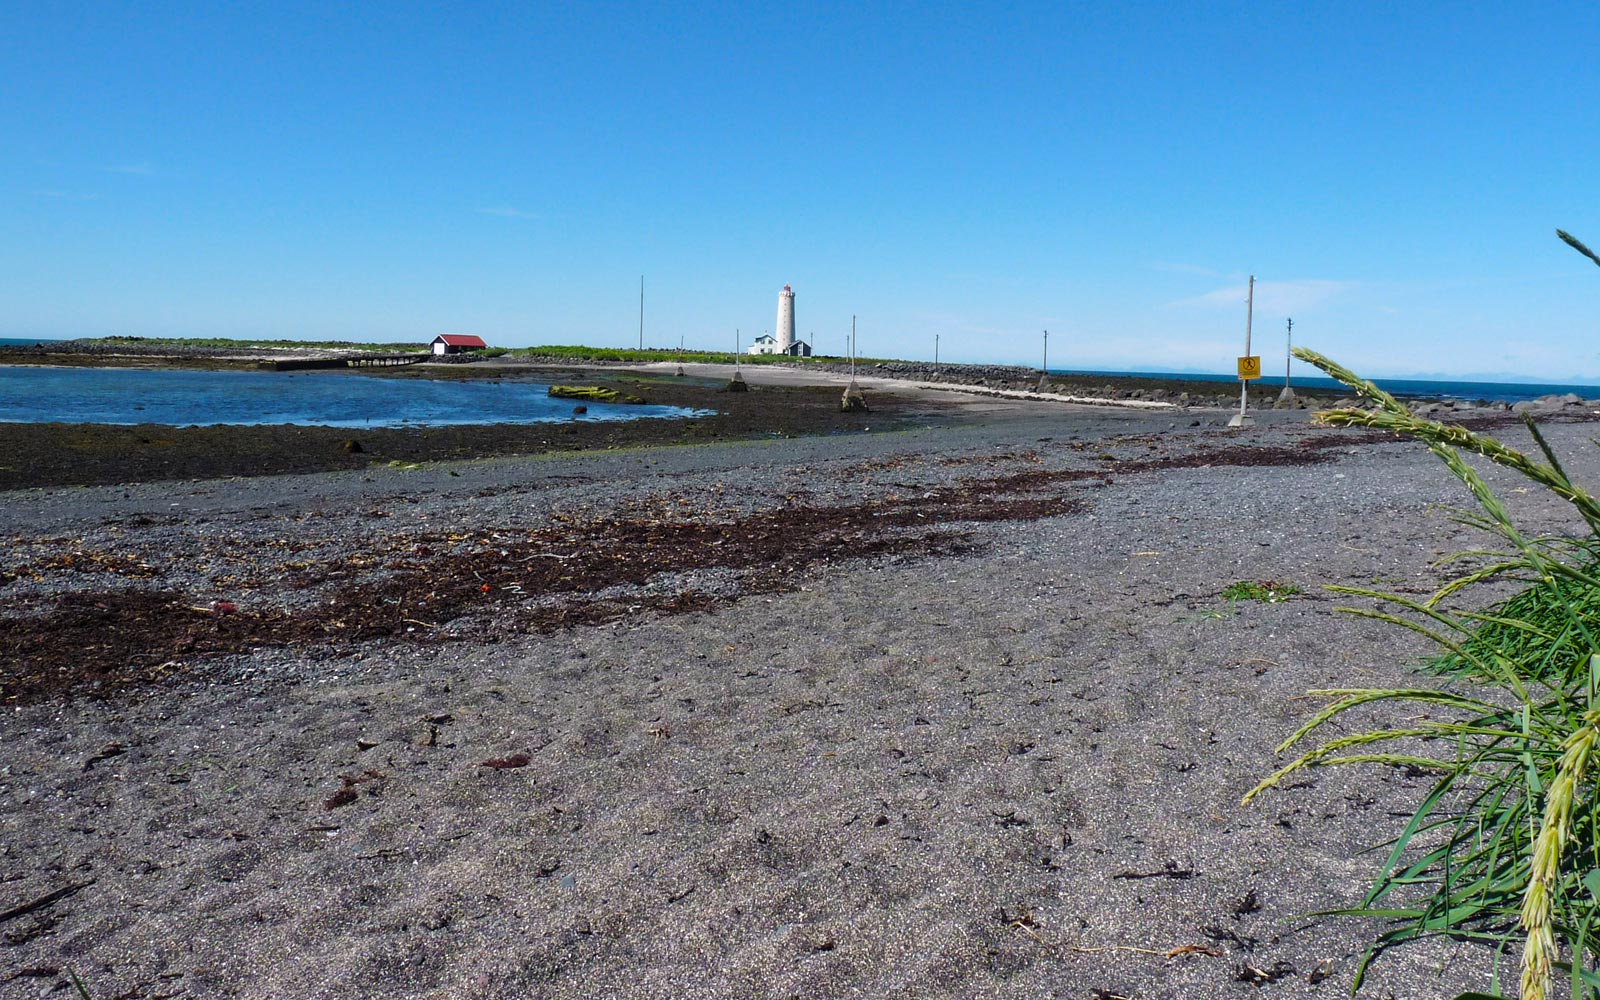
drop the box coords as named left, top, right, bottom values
left=1246, top=315, right=1600, bottom=997
left=68, top=969, right=94, bottom=999
left=1221, top=579, right=1302, bottom=603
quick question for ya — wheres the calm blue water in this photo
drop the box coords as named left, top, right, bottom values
left=0, top=366, right=710, bottom=428
left=1056, top=369, right=1600, bottom=405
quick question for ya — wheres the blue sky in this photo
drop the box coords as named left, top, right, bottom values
left=4, top=2, right=1599, bottom=380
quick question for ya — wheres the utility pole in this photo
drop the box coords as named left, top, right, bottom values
left=935, top=333, right=940, bottom=366
left=729, top=328, right=747, bottom=390
left=842, top=315, right=867, bottom=411
left=637, top=275, right=644, bottom=351
left=1228, top=276, right=1256, bottom=427
left=1277, top=317, right=1296, bottom=405
left=1285, top=317, right=1292, bottom=383
left=1037, top=329, right=1050, bottom=392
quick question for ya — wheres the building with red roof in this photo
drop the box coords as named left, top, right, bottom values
left=430, top=334, right=487, bottom=355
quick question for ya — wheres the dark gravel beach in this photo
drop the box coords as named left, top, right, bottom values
left=4, top=369, right=1598, bottom=999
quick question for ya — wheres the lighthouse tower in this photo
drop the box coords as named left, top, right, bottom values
left=775, top=285, right=796, bottom=354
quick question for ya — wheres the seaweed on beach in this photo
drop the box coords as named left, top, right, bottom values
left=1, top=437, right=1346, bottom=705
left=1, top=471, right=1067, bottom=704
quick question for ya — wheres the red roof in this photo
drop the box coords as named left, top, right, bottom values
left=433, top=334, right=487, bottom=348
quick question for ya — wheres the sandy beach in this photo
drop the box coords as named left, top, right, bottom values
left=5, top=370, right=1598, bottom=999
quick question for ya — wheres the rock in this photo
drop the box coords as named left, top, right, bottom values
left=548, top=385, right=646, bottom=404
left=342, top=439, right=363, bottom=453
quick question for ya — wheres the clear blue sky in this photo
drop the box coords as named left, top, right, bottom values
left=4, top=2, right=1599, bottom=380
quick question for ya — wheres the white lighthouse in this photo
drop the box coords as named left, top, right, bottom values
left=746, top=284, right=812, bottom=356
left=775, top=284, right=796, bottom=353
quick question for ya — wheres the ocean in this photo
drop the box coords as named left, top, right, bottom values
left=1052, top=369, right=1600, bottom=405
left=0, top=365, right=708, bottom=428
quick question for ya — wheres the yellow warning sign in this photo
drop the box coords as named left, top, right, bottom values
left=1237, top=355, right=1262, bottom=380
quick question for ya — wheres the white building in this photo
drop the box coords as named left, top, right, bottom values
left=747, top=285, right=812, bottom=356
left=431, top=333, right=486, bottom=355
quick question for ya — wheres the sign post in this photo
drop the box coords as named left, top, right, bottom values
left=1228, top=275, right=1257, bottom=428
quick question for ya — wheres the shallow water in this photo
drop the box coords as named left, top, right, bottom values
left=0, top=365, right=709, bottom=427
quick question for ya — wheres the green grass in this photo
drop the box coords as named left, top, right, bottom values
left=1429, top=560, right=1600, bottom=685
left=1246, top=279, right=1600, bottom=1000
left=1221, top=580, right=1302, bottom=602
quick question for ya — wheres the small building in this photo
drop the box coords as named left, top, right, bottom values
left=747, top=334, right=812, bottom=356
left=431, top=334, right=487, bottom=355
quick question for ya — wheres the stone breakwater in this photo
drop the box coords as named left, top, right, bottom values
left=780, top=360, right=1600, bottom=418
left=787, top=360, right=1321, bottom=408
